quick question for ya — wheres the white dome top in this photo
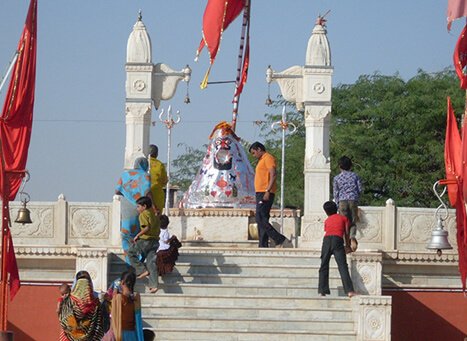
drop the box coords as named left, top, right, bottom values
left=126, top=15, right=152, bottom=63
left=305, top=20, right=331, bottom=67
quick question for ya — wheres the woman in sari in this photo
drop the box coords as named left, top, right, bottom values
left=115, top=157, right=151, bottom=263
left=59, top=271, right=104, bottom=341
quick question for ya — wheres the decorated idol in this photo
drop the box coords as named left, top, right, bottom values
left=182, top=122, right=256, bottom=208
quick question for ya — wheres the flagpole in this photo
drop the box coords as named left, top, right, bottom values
left=0, top=52, right=19, bottom=95
left=231, top=0, right=250, bottom=132
left=0, top=171, right=10, bottom=331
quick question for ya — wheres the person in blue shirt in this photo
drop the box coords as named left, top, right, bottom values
left=333, top=156, right=362, bottom=252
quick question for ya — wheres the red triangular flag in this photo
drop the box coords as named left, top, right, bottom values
left=444, top=97, right=462, bottom=206
left=6, top=230, right=20, bottom=300
left=196, top=0, right=245, bottom=88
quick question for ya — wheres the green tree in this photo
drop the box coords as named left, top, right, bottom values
left=171, top=143, right=206, bottom=191
left=331, top=69, right=465, bottom=207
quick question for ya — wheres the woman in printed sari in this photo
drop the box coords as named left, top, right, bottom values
left=115, top=157, right=151, bottom=263
left=59, top=271, right=104, bottom=341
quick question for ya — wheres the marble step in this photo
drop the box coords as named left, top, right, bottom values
left=152, top=272, right=345, bottom=287
left=110, top=261, right=344, bottom=278
left=151, top=328, right=356, bottom=341
left=143, top=304, right=353, bottom=320
left=144, top=316, right=355, bottom=332
left=139, top=293, right=352, bottom=310
left=108, top=247, right=324, bottom=267
left=136, top=282, right=349, bottom=297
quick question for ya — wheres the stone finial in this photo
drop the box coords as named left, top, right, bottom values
left=305, top=16, right=331, bottom=67
left=126, top=15, right=152, bottom=63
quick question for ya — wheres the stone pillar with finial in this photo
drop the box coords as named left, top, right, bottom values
left=266, top=15, right=333, bottom=248
left=124, top=11, right=191, bottom=168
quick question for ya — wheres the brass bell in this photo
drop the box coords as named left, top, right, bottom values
left=426, top=218, right=452, bottom=256
left=15, top=201, right=32, bottom=225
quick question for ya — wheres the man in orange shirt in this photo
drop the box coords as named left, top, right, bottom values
left=249, top=142, right=287, bottom=248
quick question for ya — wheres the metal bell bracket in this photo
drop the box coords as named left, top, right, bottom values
left=426, top=180, right=453, bottom=256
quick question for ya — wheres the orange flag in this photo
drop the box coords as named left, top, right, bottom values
left=444, top=97, right=462, bottom=206
left=196, top=0, right=245, bottom=89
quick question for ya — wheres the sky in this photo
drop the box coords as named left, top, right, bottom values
left=0, top=1, right=463, bottom=203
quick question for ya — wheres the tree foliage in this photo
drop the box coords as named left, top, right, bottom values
left=331, top=69, right=464, bottom=207
left=171, top=143, right=206, bottom=191
left=172, top=69, right=465, bottom=208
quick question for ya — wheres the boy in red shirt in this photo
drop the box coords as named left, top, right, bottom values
left=318, top=201, right=356, bottom=297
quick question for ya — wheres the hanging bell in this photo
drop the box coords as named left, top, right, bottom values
left=184, top=95, right=191, bottom=104
left=15, top=201, right=32, bottom=225
left=426, top=218, right=452, bottom=255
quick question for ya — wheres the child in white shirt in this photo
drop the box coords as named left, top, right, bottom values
left=156, top=215, right=182, bottom=275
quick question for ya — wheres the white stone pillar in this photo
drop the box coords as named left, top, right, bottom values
left=124, top=14, right=191, bottom=169
left=76, top=247, right=108, bottom=292
left=266, top=19, right=333, bottom=248
left=125, top=16, right=154, bottom=168
left=111, top=195, right=122, bottom=247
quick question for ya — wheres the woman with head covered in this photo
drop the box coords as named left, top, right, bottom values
left=58, top=271, right=104, bottom=340
left=115, top=157, right=151, bottom=263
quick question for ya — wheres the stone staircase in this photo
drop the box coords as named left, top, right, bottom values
left=109, top=247, right=360, bottom=340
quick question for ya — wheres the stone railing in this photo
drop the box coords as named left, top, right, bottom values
left=9, top=196, right=452, bottom=251
left=8, top=196, right=457, bottom=297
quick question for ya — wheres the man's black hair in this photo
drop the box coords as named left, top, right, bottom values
left=249, top=141, right=266, bottom=153
left=323, top=201, right=338, bottom=215
left=338, top=156, right=352, bottom=171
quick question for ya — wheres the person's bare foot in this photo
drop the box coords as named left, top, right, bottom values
left=348, top=291, right=357, bottom=298
left=137, top=271, right=149, bottom=279
left=149, top=287, right=159, bottom=294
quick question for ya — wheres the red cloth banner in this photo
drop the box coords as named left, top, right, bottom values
left=196, top=0, right=245, bottom=64
left=0, top=0, right=37, bottom=200
left=6, top=230, right=20, bottom=300
left=197, top=0, right=245, bottom=88
left=447, top=0, right=467, bottom=31
left=0, top=0, right=37, bottom=300
left=453, top=24, right=467, bottom=89
left=443, top=96, right=467, bottom=291
left=444, top=97, right=462, bottom=206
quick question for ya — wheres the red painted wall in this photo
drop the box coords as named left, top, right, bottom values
left=4, top=285, right=467, bottom=340
left=383, top=290, right=467, bottom=341
left=7, top=285, right=60, bottom=341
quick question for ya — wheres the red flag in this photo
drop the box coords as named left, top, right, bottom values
left=447, top=0, right=467, bottom=31
left=5, top=230, right=20, bottom=300
left=453, top=183, right=467, bottom=291
left=453, top=24, right=467, bottom=89
left=196, top=0, right=245, bottom=88
left=444, top=97, right=462, bottom=206
left=0, top=0, right=37, bottom=300
left=0, top=0, right=37, bottom=200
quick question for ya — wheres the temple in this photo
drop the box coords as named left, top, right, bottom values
left=2, top=13, right=465, bottom=341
